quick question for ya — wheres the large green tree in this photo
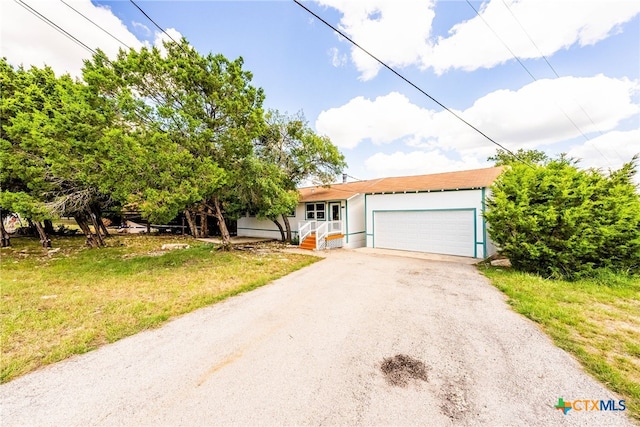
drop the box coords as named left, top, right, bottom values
left=83, top=39, right=265, bottom=248
left=0, top=59, right=116, bottom=247
left=255, top=110, right=346, bottom=241
left=485, top=154, right=640, bottom=278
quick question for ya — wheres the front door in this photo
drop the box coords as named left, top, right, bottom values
left=328, top=202, right=341, bottom=234
left=329, top=203, right=341, bottom=221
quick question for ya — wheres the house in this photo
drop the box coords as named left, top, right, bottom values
left=237, top=166, right=504, bottom=258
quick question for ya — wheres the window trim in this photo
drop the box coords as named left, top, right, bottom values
left=306, top=202, right=326, bottom=221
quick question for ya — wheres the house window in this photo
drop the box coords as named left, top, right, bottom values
left=306, top=203, right=325, bottom=220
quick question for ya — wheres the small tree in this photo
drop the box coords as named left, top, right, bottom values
left=485, top=155, right=640, bottom=278
left=256, top=110, right=346, bottom=241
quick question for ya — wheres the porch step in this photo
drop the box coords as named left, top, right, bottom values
left=299, top=233, right=316, bottom=250
left=326, top=234, right=344, bottom=241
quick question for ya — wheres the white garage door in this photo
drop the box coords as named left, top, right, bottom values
left=373, top=210, right=475, bottom=257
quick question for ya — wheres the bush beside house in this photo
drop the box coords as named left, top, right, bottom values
left=484, top=156, right=640, bottom=279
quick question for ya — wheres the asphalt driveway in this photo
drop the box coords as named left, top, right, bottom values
left=0, top=250, right=631, bottom=426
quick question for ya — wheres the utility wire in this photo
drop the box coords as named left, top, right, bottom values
left=14, top=0, right=97, bottom=56
left=498, top=0, right=559, bottom=78
left=14, top=0, right=160, bottom=128
left=466, top=0, right=613, bottom=166
left=59, top=0, right=132, bottom=50
left=293, top=0, right=531, bottom=167
left=498, top=0, right=624, bottom=163
left=128, top=0, right=187, bottom=54
left=465, top=0, right=535, bottom=82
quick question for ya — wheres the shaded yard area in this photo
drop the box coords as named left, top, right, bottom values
left=482, top=267, right=640, bottom=423
left=0, top=236, right=318, bottom=383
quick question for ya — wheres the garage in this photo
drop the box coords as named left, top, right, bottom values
left=363, top=167, right=505, bottom=259
left=373, top=209, right=475, bottom=257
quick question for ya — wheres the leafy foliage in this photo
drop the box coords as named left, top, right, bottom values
left=0, top=59, right=117, bottom=246
left=255, top=110, right=346, bottom=241
left=485, top=155, right=640, bottom=279
left=487, top=148, right=549, bottom=166
left=1, top=39, right=346, bottom=247
left=82, top=40, right=265, bottom=227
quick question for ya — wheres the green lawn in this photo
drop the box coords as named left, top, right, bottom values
left=481, top=266, right=640, bottom=423
left=0, top=235, right=318, bottom=383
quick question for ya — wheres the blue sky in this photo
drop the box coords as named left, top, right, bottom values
left=2, top=0, right=639, bottom=181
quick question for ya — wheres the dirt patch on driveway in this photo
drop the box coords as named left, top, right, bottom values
left=380, top=354, right=429, bottom=387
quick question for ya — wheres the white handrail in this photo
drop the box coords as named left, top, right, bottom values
left=316, top=222, right=328, bottom=250
left=298, top=220, right=317, bottom=245
left=298, top=220, right=343, bottom=249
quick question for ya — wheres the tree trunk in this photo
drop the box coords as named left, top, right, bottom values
left=272, top=218, right=285, bottom=242
left=184, top=209, right=198, bottom=237
left=74, top=213, right=99, bottom=248
left=33, top=221, right=52, bottom=248
left=211, top=197, right=231, bottom=250
left=44, top=219, right=55, bottom=234
left=0, top=213, right=11, bottom=247
left=100, top=219, right=110, bottom=237
left=91, top=206, right=110, bottom=237
left=282, top=214, right=292, bottom=243
left=87, top=210, right=105, bottom=247
left=200, top=211, right=209, bottom=237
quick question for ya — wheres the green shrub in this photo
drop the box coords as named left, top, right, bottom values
left=484, top=156, right=640, bottom=279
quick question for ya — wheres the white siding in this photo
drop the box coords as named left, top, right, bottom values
left=365, top=190, right=494, bottom=258
left=236, top=216, right=283, bottom=239
left=237, top=204, right=304, bottom=239
left=345, top=194, right=366, bottom=248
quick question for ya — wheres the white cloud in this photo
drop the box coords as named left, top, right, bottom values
left=365, top=150, right=486, bottom=177
left=316, top=75, right=639, bottom=158
left=154, top=28, right=183, bottom=49
left=328, top=47, right=347, bottom=67
left=316, top=92, right=434, bottom=148
left=427, top=0, right=640, bottom=74
left=316, top=0, right=435, bottom=80
left=132, top=21, right=151, bottom=36
left=567, top=129, right=640, bottom=171
left=1, top=0, right=145, bottom=77
left=316, top=0, right=640, bottom=79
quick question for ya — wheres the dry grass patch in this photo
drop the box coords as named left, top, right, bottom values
left=1, top=235, right=318, bottom=383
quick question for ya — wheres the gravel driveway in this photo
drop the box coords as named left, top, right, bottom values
left=1, top=250, right=631, bottom=426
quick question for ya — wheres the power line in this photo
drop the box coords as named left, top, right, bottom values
left=128, top=0, right=187, bottom=54
left=498, top=0, right=559, bottom=78
left=59, top=0, right=132, bottom=50
left=14, top=0, right=97, bottom=56
left=293, top=0, right=530, bottom=167
left=466, top=0, right=614, bottom=166
left=498, top=0, right=624, bottom=164
left=464, top=0, right=535, bottom=80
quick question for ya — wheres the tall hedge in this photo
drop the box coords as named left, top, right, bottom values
left=484, top=157, right=640, bottom=279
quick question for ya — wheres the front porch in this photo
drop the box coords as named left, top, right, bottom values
left=298, top=220, right=344, bottom=250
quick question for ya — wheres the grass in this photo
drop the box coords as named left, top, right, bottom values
left=0, top=235, right=319, bottom=383
left=480, top=266, right=640, bottom=423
